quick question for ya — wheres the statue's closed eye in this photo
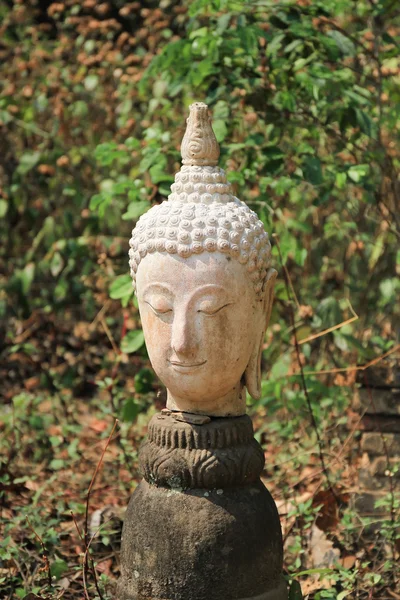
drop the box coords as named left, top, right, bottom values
left=145, top=299, right=173, bottom=315
left=197, top=302, right=232, bottom=316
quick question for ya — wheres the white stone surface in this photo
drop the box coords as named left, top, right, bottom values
left=136, top=252, right=275, bottom=416
left=130, top=102, right=276, bottom=417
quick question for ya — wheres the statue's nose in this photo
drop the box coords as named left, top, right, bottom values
left=171, top=313, right=199, bottom=358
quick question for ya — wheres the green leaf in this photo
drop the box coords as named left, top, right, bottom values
left=303, top=156, right=323, bottom=185
left=89, top=193, right=112, bottom=216
left=337, top=592, right=352, bottom=600
left=327, top=30, right=356, bottom=56
left=267, top=33, right=285, bottom=56
left=134, top=368, right=154, bottom=394
left=212, top=119, right=228, bottom=142
left=17, top=151, right=41, bottom=175
left=344, top=89, right=370, bottom=106
left=369, top=233, right=385, bottom=271
left=348, top=164, right=369, bottom=183
left=382, top=32, right=396, bottom=45
left=109, top=275, right=133, bottom=300
left=380, top=278, right=397, bottom=301
left=18, top=263, right=35, bottom=295
left=122, top=201, right=150, bottom=220
left=121, top=330, right=145, bottom=354
left=0, top=109, right=13, bottom=124
left=50, top=559, right=69, bottom=580
left=355, top=108, right=375, bottom=137
left=270, top=352, right=291, bottom=380
left=289, top=579, right=303, bottom=599
left=191, top=59, right=217, bottom=86
left=149, top=164, right=174, bottom=185
left=285, top=39, right=303, bottom=54
left=50, top=252, right=64, bottom=277
left=294, top=247, right=307, bottom=267
left=49, top=459, right=65, bottom=470
left=0, top=199, right=8, bottom=218
left=121, top=398, right=140, bottom=422
left=84, top=74, right=99, bottom=91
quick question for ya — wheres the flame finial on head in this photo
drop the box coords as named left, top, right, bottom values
left=181, top=102, right=220, bottom=167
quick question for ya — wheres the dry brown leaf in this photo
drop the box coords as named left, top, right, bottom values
left=24, top=376, right=40, bottom=391
left=310, top=524, right=340, bottom=568
left=340, top=555, right=357, bottom=569
left=89, top=418, right=110, bottom=433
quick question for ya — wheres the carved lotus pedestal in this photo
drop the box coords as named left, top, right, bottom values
left=117, top=412, right=287, bottom=600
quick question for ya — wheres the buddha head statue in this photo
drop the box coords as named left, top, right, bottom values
left=129, top=102, right=276, bottom=417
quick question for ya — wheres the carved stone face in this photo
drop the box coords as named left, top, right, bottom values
left=136, top=252, right=274, bottom=417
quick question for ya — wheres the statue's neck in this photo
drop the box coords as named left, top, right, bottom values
left=166, top=381, right=247, bottom=418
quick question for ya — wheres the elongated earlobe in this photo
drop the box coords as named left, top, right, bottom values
left=245, top=268, right=277, bottom=400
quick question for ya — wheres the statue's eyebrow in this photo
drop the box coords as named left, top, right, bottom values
left=142, top=283, right=174, bottom=298
left=188, top=284, right=233, bottom=303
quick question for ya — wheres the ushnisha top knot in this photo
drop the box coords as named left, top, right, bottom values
left=181, top=102, right=220, bottom=167
left=128, top=102, right=272, bottom=299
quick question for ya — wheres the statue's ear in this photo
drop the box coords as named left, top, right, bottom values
left=245, top=268, right=277, bottom=400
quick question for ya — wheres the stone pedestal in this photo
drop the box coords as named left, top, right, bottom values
left=352, top=360, right=400, bottom=516
left=117, top=412, right=287, bottom=600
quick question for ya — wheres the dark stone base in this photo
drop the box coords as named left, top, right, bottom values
left=239, top=580, right=288, bottom=599
left=117, top=479, right=286, bottom=600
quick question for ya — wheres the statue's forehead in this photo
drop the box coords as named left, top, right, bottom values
left=136, top=252, right=250, bottom=295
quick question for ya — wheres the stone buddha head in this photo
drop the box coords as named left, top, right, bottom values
left=129, top=102, right=276, bottom=417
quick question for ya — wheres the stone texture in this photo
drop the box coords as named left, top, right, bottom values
left=140, top=413, right=265, bottom=490
left=135, top=251, right=275, bottom=417
left=353, top=387, right=400, bottom=416
left=360, top=414, right=400, bottom=433
left=118, top=413, right=286, bottom=600
left=117, top=480, right=286, bottom=600
left=357, top=360, right=400, bottom=388
left=353, top=491, right=389, bottom=515
left=369, top=455, right=400, bottom=477
left=361, top=432, right=400, bottom=456
left=352, top=360, right=400, bottom=523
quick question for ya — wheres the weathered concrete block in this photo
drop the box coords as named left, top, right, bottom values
left=360, top=414, right=400, bottom=433
left=353, top=387, right=400, bottom=416
left=361, top=432, right=400, bottom=456
left=359, top=361, right=400, bottom=388
left=370, top=456, right=400, bottom=477
left=352, top=491, right=390, bottom=516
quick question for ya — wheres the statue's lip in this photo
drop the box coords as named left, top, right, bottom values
left=169, top=360, right=207, bottom=369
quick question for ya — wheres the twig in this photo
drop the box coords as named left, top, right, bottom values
left=8, top=115, right=51, bottom=138
left=82, top=514, right=118, bottom=599
left=71, top=510, right=84, bottom=542
left=273, top=233, right=340, bottom=507
left=298, top=300, right=358, bottom=345
left=90, top=300, right=111, bottom=329
left=273, top=238, right=301, bottom=310
left=71, top=511, right=91, bottom=600
left=83, top=419, right=118, bottom=600
left=14, top=320, right=41, bottom=344
left=26, top=516, right=52, bottom=588
left=100, top=316, right=120, bottom=355
left=302, top=344, right=400, bottom=376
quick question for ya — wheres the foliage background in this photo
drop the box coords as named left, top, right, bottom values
left=0, top=0, right=399, bottom=599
